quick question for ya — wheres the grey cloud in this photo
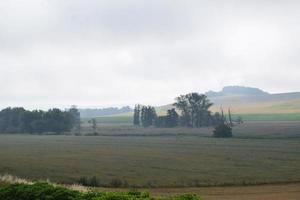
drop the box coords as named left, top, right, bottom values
left=0, top=0, right=300, bottom=109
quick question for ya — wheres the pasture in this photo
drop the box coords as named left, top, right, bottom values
left=0, top=121, right=299, bottom=188
left=92, top=113, right=300, bottom=126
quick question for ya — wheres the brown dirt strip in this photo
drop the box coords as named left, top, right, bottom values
left=148, top=183, right=300, bottom=200
left=96, top=183, right=300, bottom=200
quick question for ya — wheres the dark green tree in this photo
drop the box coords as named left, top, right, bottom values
left=68, top=105, right=81, bottom=133
left=0, top=107, right=79, bottom=134
left=133, top=104, right=140, bottom=126
left=174, top=93, right=213, bottom=127
left=173, top=95, right=191, bottom=127
left=213, top=124, right=233, bottom=138
left=166, top=108, right=179, bottom=127
left=91, top=118, right=97, bottom=134
left=141, top=106, right=157, bottom=127
left=228, top=108, right=233, bottom=127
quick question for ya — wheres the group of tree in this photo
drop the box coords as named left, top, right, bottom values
left=0, top=106, right=80, bottom=134
left=133, top=93, right=241, bottom=136
left=134, top=105, right=157, bottom=127
left=134, top=105, right=179, bottom=128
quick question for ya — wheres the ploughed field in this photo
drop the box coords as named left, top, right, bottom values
left=0, top=121, right=299, bottom=187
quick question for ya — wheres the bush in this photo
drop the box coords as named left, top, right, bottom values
left=213, top=124, right=233, bottom=138
left=0, top=182, right=80, bottom=200
left=78, top=176, right=100, bottom=187
left=0, top=182, right=202, bottom=200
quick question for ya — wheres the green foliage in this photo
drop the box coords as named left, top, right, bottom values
left=133, top=105, right=141, bottom=126
left=91, top=119, right=97, bottom=134
left=141, top=106, right=157, bottom=127
left=173, top=93, right=214, bottom=127
left=0, top=182, right=80, bottom=200
left=0, top=107, right=80, bottom=134
left=213, top=124, right=233, bottom=138
left=155, top=109, right=179, bottom=128
left=0, top=183, right=201, bottom=200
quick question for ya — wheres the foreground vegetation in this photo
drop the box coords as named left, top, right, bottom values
left=0, top=182, right=200, bottom=200
left=0, top=122, right=299, bottom=187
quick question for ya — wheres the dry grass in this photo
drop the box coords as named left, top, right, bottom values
left=0, top=122, right=299, bottom=187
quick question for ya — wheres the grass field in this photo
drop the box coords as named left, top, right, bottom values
left=92, top=113, right=300, bottom=126
left=0, top=122, right=299, bottom=188
left=232, top=113, right=300, bottom=121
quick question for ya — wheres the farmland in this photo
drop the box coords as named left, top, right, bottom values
left=0, top=121, right=299, bottom=188
left=92, top=113, right=300, bottom=126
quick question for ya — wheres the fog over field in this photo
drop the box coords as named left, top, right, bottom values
left=1, top=2, right=300, bottom=199
left=0, top=0, right=300, bottom=109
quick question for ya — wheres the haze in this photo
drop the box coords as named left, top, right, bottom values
left=0, top=0, right=299, bottom=109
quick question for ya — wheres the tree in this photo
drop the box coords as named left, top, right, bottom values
left=0, top=107, right=79, bottom=134
left=133, top=104, right=140, bottom=126
left=173, top=93, right=213, bottom=127
left=155, top=116, right=167, bottom=128
left=166, top=109, right=179, bottom=127
left=211, top=112, right=224, bottom=126
left=173, top=95, right=191, bottom=127
left=141, top=106, right=156, bottom=127
left=213, top=124, right=232, bottom=138
left=91, top=118, right=97, bottom=134
left=155, top=109, right=179, bottom=128
left=228, top=108, right=233, bottom=127
left=68, top=105, right=81, bottom=133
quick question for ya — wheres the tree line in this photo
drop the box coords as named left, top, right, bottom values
left=133, top=93, right=241, bottom=128
left=0, top=106, right=80, bottom=134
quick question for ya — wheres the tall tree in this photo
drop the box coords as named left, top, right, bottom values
left=173, top=95, right=191, bottom=127
left=133, top=104, right=140, bottom=126
left=140, top=106, right=156, bottom=127
left=166, top=108, right=179, bottom=127
left=69, top=105, right=81, bottom=134
left=228, top=108, right=233, bottom=127
left=174, top=93, right=213, bottom=127
left=91, top=118, right=97, bottom=134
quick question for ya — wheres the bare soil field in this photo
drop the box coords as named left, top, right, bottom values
left=96, top=183, right=300, bottom=200
left=153, top=183, right=300, bottom=200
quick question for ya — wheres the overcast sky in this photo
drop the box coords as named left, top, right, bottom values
left=0, top=0, right=299, bottom=109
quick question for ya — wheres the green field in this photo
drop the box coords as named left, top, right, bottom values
left=0, top=122, right=299, bottom=188
left=91, top=113, right=300, bottom=125
left=233, top=113, right=300, bottom=121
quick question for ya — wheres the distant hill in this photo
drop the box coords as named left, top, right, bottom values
left=146, top=86, right=300, bottom=115
left=89, top=86, right=300, bottom=121
left=79, top=106, right=132, bottom=118
left=205, top=86, right=300, bottom=114
left=205, top=86, right=269, bottom=97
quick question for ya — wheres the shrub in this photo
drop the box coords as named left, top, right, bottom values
left=110, top=179, right=123, bottom=188
left=0, top=182, right=202, bottom=200
left=0, top=182, right=80, bottom=200
left=89, top=176, right=100, bottom=187
left=213, top=124, right=233, bottom=138
left=78, top=176, right=100, bottom=187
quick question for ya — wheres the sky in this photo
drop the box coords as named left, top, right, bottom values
left=0, top=0, right=300, bottom=109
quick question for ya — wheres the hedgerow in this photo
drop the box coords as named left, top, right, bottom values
left=0, top=182, right=201, bottom=200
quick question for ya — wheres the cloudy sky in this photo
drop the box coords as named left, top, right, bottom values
left=0, top=0, right=299, bottom=109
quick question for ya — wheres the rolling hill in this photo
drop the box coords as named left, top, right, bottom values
left=88, top=86, right=300, bottom=122
left=156, top=86, right=300, bottom=115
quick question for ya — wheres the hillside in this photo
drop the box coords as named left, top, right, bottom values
left=207, top=86, right=300, bottom=114
left=79, top=106, right=132, bottom=118
left=157, top=86, right=300, bottom=115
left=90, top=86, right=300, bottom=122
